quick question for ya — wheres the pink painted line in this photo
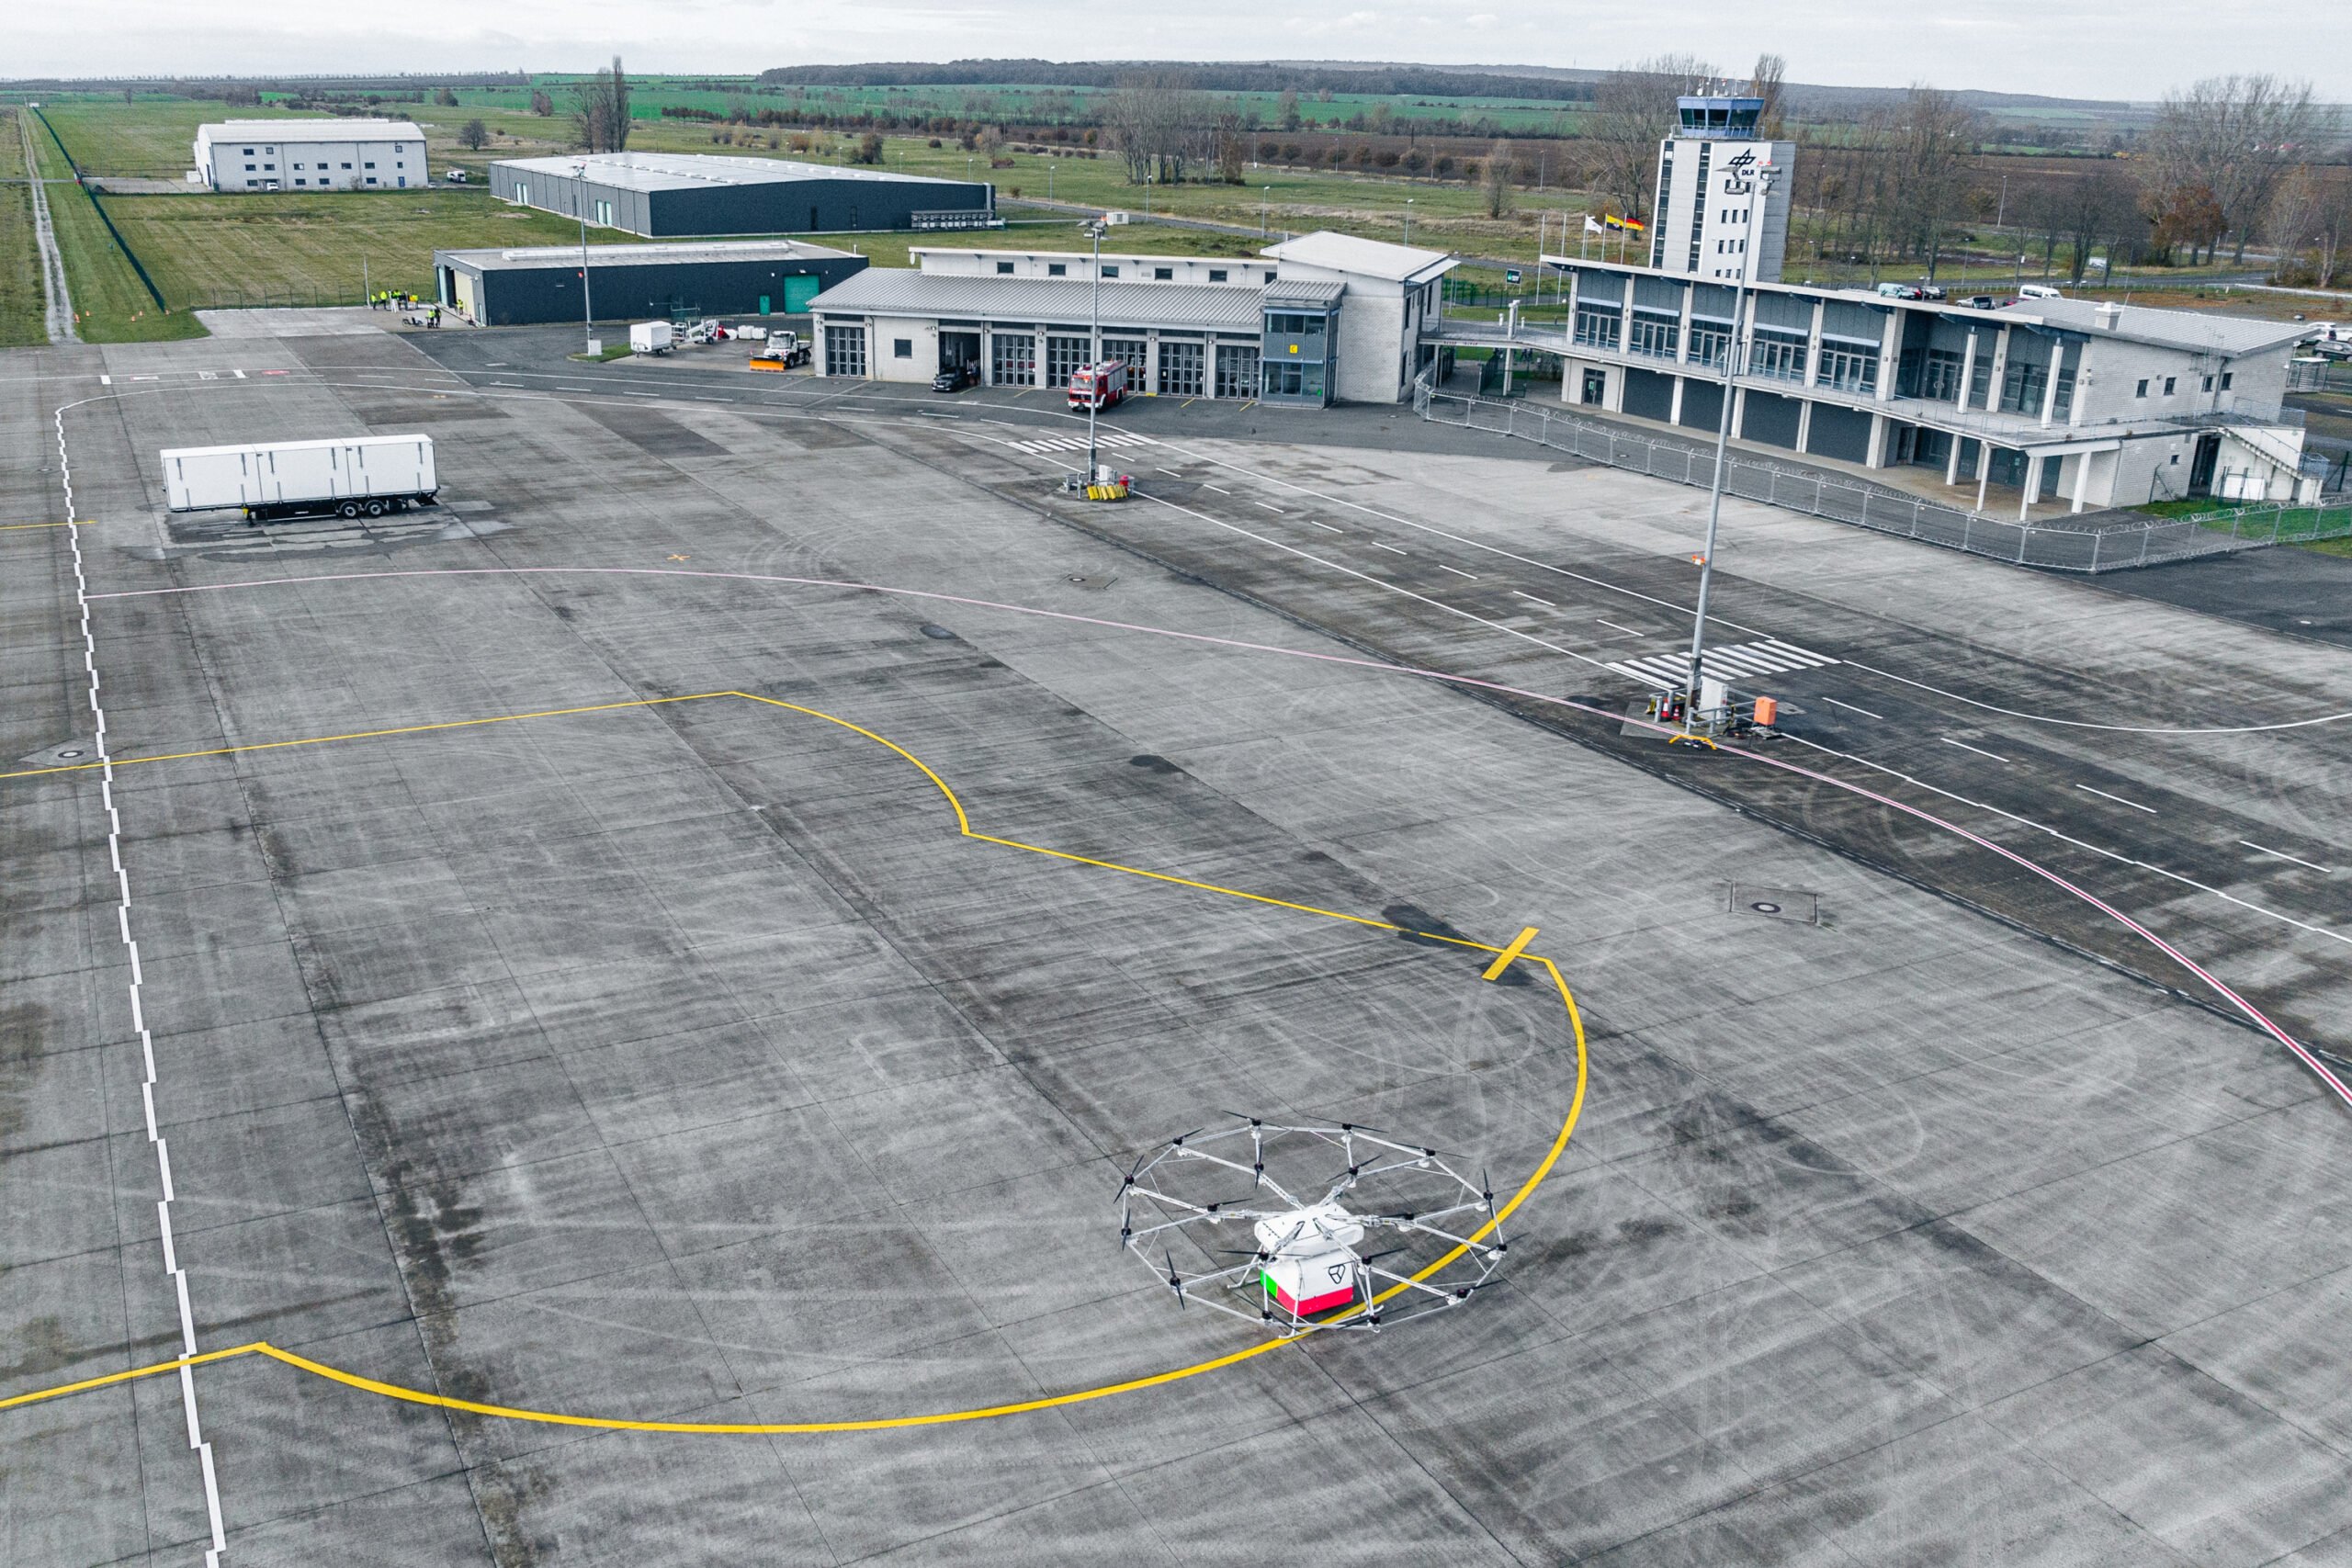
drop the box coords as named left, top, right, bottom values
left=87, top=565, right=2344, bottom=1107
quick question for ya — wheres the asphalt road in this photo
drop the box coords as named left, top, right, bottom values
left=6, top=321, right=2351, bottom=1566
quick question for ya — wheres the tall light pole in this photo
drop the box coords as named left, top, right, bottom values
left=1403, top=197, right=1413, bottom=244
left=1681, top=163, right=1775, bottom=729
left=1083, top=220, right=1110, bottom=486
left=1261, top=185, right=1271, bottom=236
left=572, top=159, right=595, bottom=353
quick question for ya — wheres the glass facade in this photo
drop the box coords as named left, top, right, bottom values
left=1260, top=303, right=1336, bottom=404
left=989, top=331, right=1036, bottom=386
left=823, top=325, right=865, bottom=378
left=1816, top=340, right=1880, bottom=393
left=1157, top=340, right=1204, bottom=396
left=1215, top=344, right=1261, bottom=399
left=1046, top=334, right=1090, bottom=389
left=1572, top=301, right=1623, bottom=351
left=1627, top=310, right=1680, bottom=359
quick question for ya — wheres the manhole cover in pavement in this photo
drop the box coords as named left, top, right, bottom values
left=1729, top=884, right=1819, bottom=925
left=17, top=739, right=98, bottom=770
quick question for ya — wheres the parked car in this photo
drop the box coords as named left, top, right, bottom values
left=1918, top=285, right=1949, bottom=300
left=1875, top=282, right=1926, bottom=300
left=1958, top=294, right=1999, bottom=310
left=932, top=362, right=977, bottom=392
left=2017, top=283, right=2063, bottom=300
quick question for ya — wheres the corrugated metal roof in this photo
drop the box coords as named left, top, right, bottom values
left=436, top=239, right=858, bottom=274
left=198, top=118, right=421, bottom=141
left=1263, top=278, right=1346, bottom=307
left=492, top=152, right=979, bottom=194
left=808, top=270, right=1265, bottom=333
left=1262, top=232, right=1456, bottom=283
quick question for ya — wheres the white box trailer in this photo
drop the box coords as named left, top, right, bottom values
left=160, top=434, right=437, bottom=523
left=630, top=320, right=674, bottom=355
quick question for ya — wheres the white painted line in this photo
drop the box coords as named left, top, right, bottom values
left=1596, top=617, right=1644, bottom=637
left=490, top=381, right=524, bottom=388
left=1939, top=736, right=2011, bottom=763
left=199, top=1445, right=225, bottom=1550
left=1437, top=563, right=1478, bottom=580
left=1202, top=483, right=1231, bottom=494
left=180, top=1361, right=202, bottom=1432
left=2075, top=783, right=2156, bottom=814
left=1158, top=468, right=1184, bottom=477
left=2243, top=840, right=2335, bottom=874
left=156, top=1137, right=174, bottom=1201
left=1370, top=541, right=1408, bottom=555
left=1823, top=696, right=1885, bottom=720
left=1514, top=591, right=1555, bottom=607
left=1253, top=501, right=1284, bottom=513
left=1305, top=520, right=1344, bottom=533
left=100, top=374, right=112, bottom=386
left=232, top=369, right=246, bottom=379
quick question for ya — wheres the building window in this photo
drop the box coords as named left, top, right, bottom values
left=2201, top=374, right=2214, bottom=392
left=1046, top=262, right=1067, bottom=276
left=892, top=338, right=912, bottom=358
left=295, top=178, right=307, bottom=186
left=242, top=147, right=254, bottom=155
left=1101, top=265, right=1120, bottom=278
left=1046, top=334, right=1090, bottom=385
left=2222, top=372, right=2233, bottom=390
left=825, top=324, right=867, bottom=378
left=1817, top=342, right=1879, bottom=393
left=364, top=162, right=376, bottom=170
left=1571, top=301, right=1622, bottom=351
left=243, top=164, right=255, bottom=172
left=1688, top=321, right=1732, bottom=368
left=2001, top=361, right=2048, bottom=414
left=996, top=261, right=1014, bottom=275
left=1750, top=328, right=1809, bottom=383
left=263, top=163, right=276, bottom=171
left=1628, top=310, right=1679, bottom=359
left=1263, top=269, right=1276, bottom=282
left=366, top=178, right=378, bottom=186
left=1153, top=267, right=1172, bottom=281
left=989, top=332, right=1037, bottom=385
left=1214, top=343, right=1259, bottom=398
left=293, top=163, right=304, bottom=170
left=2163, top=377, right=2177, bottom=396
left=342, top=162, right=352, bottom=170
left=2136, top=378, right=2149, bottom=398
left=1102, top=336, right=1148, bottom=368
left=1209, top=268, right=1228, bottom=283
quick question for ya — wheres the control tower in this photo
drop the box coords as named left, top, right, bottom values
left=1648, top=93, right=1795, bottom=283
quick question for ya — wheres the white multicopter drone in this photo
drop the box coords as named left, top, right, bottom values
left=1117, top=1117, right=1507, bottom=1335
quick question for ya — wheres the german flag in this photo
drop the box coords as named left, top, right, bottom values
left=1602, top=213, right=1646, bottom=233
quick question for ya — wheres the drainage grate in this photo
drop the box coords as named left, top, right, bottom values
left=1729, top=884, right=1819, bottom=924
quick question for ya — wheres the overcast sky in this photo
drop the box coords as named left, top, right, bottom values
left=15, top=1, right=2351, bottom=103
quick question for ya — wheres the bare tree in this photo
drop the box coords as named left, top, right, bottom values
left=1482, top=139, right=1516, bottom=219
left=1879, top=86, right=1982, bottom=277
left=458, top=118, right=489, bottom=152
left=2038, top=166, right=2144, bottom=283
left=1582, top=54, right=1716, bottom=222
left=2146, top=75, right=2323, bottom=262
left=1102, top=73, right=1204, bottom=185
left=573, top=56, right=632, bottom=153
left=1213, top=101, right=1247, bottom=185
left=1750, top=53, right=1788, bottom=140
left=528, top=90, right=553, bottom=118
left=2266, top=164, right=2352, bottom=286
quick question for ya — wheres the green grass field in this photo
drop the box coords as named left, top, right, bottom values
left=24, top=111, right=203, bottom=342
left=104, top=190, right=638, bottom=309
left=0, top=108, right=49, bottom=345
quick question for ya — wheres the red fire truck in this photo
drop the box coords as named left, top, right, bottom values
left=1067, top=359, right=1129, bottom=411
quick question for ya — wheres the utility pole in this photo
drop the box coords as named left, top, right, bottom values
left=572, top=160, right=595, bottom=353
left=1403, top=197, right=1413, bottom=244
left=1681, top=163, right=1776, bottom=730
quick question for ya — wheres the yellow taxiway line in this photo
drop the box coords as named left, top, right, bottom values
left=0, top=690, right=1589, bottom=1433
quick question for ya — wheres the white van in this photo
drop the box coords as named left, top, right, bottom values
left=2016, top=284, right=2063, bottom=300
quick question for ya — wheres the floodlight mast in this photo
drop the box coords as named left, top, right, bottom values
left=1681, top=161, right=1776, bottom=730
left=572, top=159, right=596, bottom=354
left=1087, top=218, right=1105, bottom=486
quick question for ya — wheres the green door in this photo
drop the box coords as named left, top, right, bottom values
left=758, top=294, right=771, bottom=317
left=783, top=275, right=820, bottom=312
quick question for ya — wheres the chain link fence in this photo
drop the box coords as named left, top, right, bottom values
left=1415, top=381, right=2352, bottom=573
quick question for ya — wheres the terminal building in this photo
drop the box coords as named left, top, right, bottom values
left=488, top=152, right=995, bottom=238
left=1433, top=91, right=2320, bottom=513
left=432, top=239, right=867, bottom=326
left=192, top=119, right=425, bottom=191
left=804, top=230, right=1457, bottom=405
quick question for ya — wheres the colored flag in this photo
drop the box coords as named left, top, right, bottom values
left=1602, top=213, right=1646, bottom=233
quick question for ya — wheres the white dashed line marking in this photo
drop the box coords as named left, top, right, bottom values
left=1824, top=696, right=1886, bottom=720
left=1203, top=483, right=1231, bottom=494
left=2242, top=840, right=2334, bottom=874
left=1370, top=541, right=1408, bottom=555
left=2075, top=783, right=2156, bottom=814
left=1596, top=617, right=1644, bottom=637
left=1304, top=520, right=1343, bottom=533
left=1513, top=591, right=1555, bottom=607
left=1939, top=737, right=2011, bottom=763
left=1436, top=563, right=1477, bottom=580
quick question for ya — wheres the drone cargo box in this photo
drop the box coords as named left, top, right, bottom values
left=161, top=435, right=436, bottom=514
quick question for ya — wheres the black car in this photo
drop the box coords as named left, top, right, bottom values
left=931, top=363, right=977, bottom=392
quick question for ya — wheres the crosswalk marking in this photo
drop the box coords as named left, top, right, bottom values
left=1607, top=638, right=1838, bottom=690
left=1005, top=430, right=1159, bottom=455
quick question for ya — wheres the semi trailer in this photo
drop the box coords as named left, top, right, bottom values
left=160, top=435, right=437, bottom=523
